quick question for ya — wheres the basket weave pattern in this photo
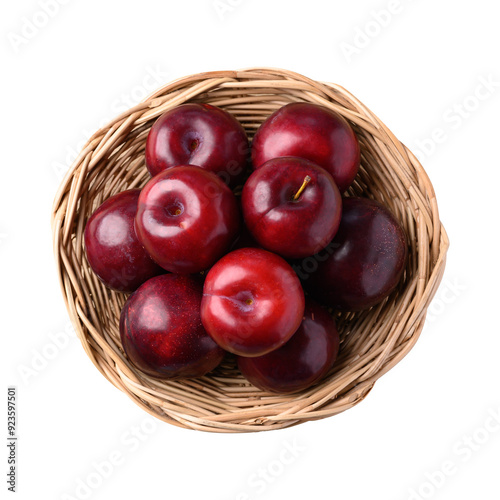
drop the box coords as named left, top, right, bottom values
left=51, top=68, right=449, bottom=432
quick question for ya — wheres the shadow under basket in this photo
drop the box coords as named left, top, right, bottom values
left=51, top=68, right=449, bottom=433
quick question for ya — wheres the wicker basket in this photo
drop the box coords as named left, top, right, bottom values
left=51, top=68, right=449, bottom=433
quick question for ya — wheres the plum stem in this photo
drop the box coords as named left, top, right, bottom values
left=189, top=139, right=199, bottom=152
left=293, top=175, right=312, bottom=201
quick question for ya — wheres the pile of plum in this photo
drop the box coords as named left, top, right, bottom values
left=84, top=102, right=407, bottom=393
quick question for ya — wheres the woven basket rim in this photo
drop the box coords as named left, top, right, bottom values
left=51, top=67, right=449, bottom=433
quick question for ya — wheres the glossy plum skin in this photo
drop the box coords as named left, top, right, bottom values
left=242, top=157, right=342, bottom=258
left=145, top=103, right=249, bottom=187
left=251, top=102, right=360, bottom=193
left=238, top=300, right=340, bottom=393
left=135, top=166, right=240, bottom=274
left=201, top=248, right=305, bottom=357
left=84, top=189, right=163, bottom=292
left=120, top=274, right=224, bottom=379
left=304, top=197, right=408, bottom=311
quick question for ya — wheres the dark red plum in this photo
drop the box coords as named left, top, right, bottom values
left=135, top=166, right=240, bottom=274
left=238, top=300, right=340, bottom=393
left=120, top=274, right=224, bottom=378
left=251, top=102, right=360, bottom=193
left=304, top=197, right=408, bottom=311
left=84, top=189, right=163, bottom=292
left=201, top=248, right=305, bottom=357
left=145, top=103, right=249, bottom=187
left=242, top=157, right=342, bottom=258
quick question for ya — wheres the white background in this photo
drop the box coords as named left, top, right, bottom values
left=2, top=1, right=500, bottom=499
